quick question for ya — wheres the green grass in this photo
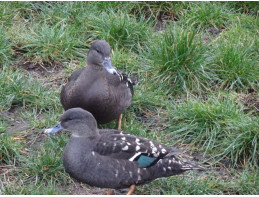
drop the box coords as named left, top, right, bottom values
left=14, top=22, right=87, bottom=63
left=167, top=94, right=259, bottom=167
left=0, top=134, right=22, bottom=165
left=1, top=180, right=62, bottom=195
left=147, top=25, right=213, bottom=94
left=128, top=1, right=188, bottom=21
left=0, top=121, right=7, bottom=133
left=0, top=2, right=32, bottom=26
left=88, top=10, right=152, bottom=51
left=226, top=1, right=259, bottom=15
left=137, top=169, right=259, bottom=195
left=0, top=1, right=258, bottom=195
left=0, top=66, right=60, bottom=111
left=0, top=27, right=13, bottom=64
left=179, top=2, right=232, bottom=30
left=21, top=135, right=68, bottom=182
left=211, top=25, right=259, bottom=91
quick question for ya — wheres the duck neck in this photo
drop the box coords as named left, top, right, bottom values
left=87, top=62, right=104, bottom=72
left=71, top=124, right=100, bottom=138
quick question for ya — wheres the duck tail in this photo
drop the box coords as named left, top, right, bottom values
left=165, top=148, right=205, bottom=171
left=146, top=154, right=204, bottom=181
left=177, top=159, right=205, bottom=171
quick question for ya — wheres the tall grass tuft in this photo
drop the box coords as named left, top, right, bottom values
left=15, top=22, right=87, bottom=63
left=0, top=2, right=32, bottom=26
left=0, top=134, right=21, bottom=165
left=211, top=28, right=259, bottom=91
left=88, top=10, right=151, bottom=51
left=128, top=1, right=188, bottom=21
left=0, top=66, right=59, bottom=111
left=168, top=95, right=259, bottom=167
left=180, top=2, right=231, bottom=30
left=0, top=27, right=13, bottom=64
left=226, top=1, right=259, bottom=15
left=148, top=25, right=213, bottom=94
left=22, top=135, right=68, bottom=183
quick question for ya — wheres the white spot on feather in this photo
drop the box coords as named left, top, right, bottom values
left=127, top=142, right=131, bottom=145
left=121, top=137, right=126, bottom=140
left=129, top=152, right=141, bottom=161
left=136, top=145, right=140, bottom=151
left=122, top=145, right=129, bottom=150
left=91, top=151, right=95, bottom=156
left=149, top=141, right=158, bottom=154
left=161, top=148, right=166, bottom=154
left=163, top=167, right=166, bottom=172
left=129, top=171, right=133, bottom=178
left=138, top=175, right=141, bottom=181
left=112, top=143, right=116, bottom=151
left=128, top=78, right=132, bottom=84
left=168, top=167, right=171, bottom=170
left=115, top=170, right=119, bottom=178
left=113, top=137, right=117, bottom=141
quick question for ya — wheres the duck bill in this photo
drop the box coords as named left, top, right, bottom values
left=44, top=122, right=63, bottom=134
left=102, top=57, right=118, bottom=75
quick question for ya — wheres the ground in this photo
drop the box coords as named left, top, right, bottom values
left=0, top=1, right=258, bottom=195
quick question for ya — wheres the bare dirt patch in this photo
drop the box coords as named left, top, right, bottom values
left=1, top=106, right=30, bottom=134
left=207, top=26, right=224, bottom=37
left=154, top=12, right=179, bottom=31
left=242, top=92, right=259, bottom=115
left=136, top=109, right=169, bottom=132
left=58, top=179, right=131, bottom=195
left=1, top=106, right=47, bottom=147
left=203, top=26, right=224, bottom=43
left=17, top=59, right=65, bottom=88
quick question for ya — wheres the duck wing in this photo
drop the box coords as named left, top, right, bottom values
left=93, top=130, right=172, bottom=168
left=116, top=70, right=138, bottom=96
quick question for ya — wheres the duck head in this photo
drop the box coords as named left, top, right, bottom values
left=44, top=108, right=99, bottom=137
left=87, top=40, right=118, bottom=75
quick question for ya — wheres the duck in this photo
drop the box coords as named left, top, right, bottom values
left=45, top=108, right=204, bottom=195
left=60, top=40, right=137, bottom=129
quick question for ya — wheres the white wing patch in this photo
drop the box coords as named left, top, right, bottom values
left=129, top=152, right=142, bottom=161
left=136, top=145, right=140, bottom=151
left=122, top=145, right=129, bottom=151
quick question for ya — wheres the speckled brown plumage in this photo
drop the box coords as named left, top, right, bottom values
left=46, top=108, right=204, bottom=190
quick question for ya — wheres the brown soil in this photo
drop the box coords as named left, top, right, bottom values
left=154, top=12, right=179, bottom=32
left=17, top=59, right=65, bottom=88
left=63, top=180, right=130, bottom=195
left=207, top=26, right=224, bottom=37
left=242, top=93, right=259, bottom=115
left=1, top=106, right=30, bottom=134
left=136, top=109, right=169, bottom=132
left=203, top=26, right=224, bottom=43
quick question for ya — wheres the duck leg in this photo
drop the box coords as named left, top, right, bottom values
left=117, top=114, right=123, bottom=130
left=107, top=189, right=114, bottom=195
left=127, top=185, right=136, bottom=195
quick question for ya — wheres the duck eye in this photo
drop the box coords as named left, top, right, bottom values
left=96, top=49, right=100, bottom=53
